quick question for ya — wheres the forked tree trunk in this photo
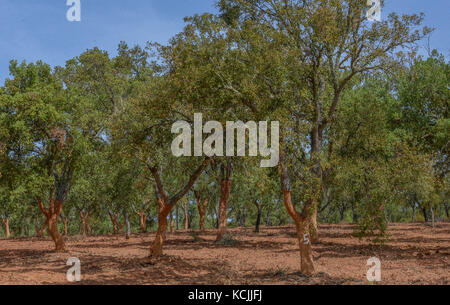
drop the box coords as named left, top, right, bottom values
left=150, top=194, right=173, bottom=257
left=148, top=157, right=210, bottom=257
left=109, top=212, right=118, bottom=234
left=140, top=212, right=147, bottom=232
left=79, top=210, right=90, bottom=237
left=38, top=199, right=65, bottom=251
left=135, top=208, right=147, bottom=233
left=108, top=211, right=123, bottom=235
left=1, top=217, right=11, bottom=238
left=48, top=213, right=65, bottom=251
left=280, top=151, right=315, bottom=275
left=282, top=190, right=315, bottom=275
left=216, top=179, right=231, bottom=242
left=188, top=210, right=193, bottom=229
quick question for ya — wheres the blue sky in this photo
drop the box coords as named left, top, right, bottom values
left=0, top=0, right=448, bottom=82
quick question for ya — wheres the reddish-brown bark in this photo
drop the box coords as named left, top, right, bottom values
left=195, top=192, right=209, bottom=232
left=183, top=204, right=189, bottom=231
left=108, top=211, right=124, bottom=235
left=150, top=195, right=173, bottom=256
left=1, top=217, right=11, bottom=238
left=279, top=150, right=315, bottom=275
left=61, top=216, right=68, bottom=236
left=282, top=190, right=315, bottom=275
left=38, top=198, right=65, bottom=252
left=216, top=179, right=231, bottom=242
left=79, top=210, right=91, bottom=236
left=147, top=158, right=211, bottom=257
left=134, top=208, right=148, bottom=233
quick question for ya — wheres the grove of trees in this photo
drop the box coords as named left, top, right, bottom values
left=0, top=0, right=448, bottom=275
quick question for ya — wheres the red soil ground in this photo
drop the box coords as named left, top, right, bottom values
left=0, top=223, right=448, bottom=285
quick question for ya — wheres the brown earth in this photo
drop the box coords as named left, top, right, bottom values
left=0, top=223, right=448, bottom=285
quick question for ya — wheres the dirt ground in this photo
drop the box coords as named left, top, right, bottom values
left=0, top=223, right=448, bottom=285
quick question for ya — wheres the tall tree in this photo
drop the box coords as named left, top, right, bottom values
left=218, top=0, right=429, bottom=274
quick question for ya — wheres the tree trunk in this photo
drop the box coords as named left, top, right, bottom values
left=109, top=213, right=118, bottom=234
left=1, top=217, right=11, bottom=238
left=81, top=219, right=86, bottom=236
left=170, top=211, right=174, bottom=233
left=283, top=190, right=315, bottom=275
left=183, top=204, right=189, bottom=231
left=339, top=205, right=345, bottom=222
left=150, top=195, right=173, bottom=257
left=430, top=207, right=435, bottom=228
left=108, top=211, right=123, bottom=234
left=196, top=194, right=208, bottom=232
left=265, top=210, right=271, bottom=227
left=135, top=206, right=147, bottom=233
left=445, top=204, right=449, bottom=219
left=139, top=211, right=147, bottom=233
left=216, top=179, right=231, bottom=242
left=123, top=208, right=131, bottom=239
left=310, top=207, right=319, bottom=243
left=422, top=207, right=429, bottom=222
left=48, top=213, right=65, bottom=251
left=147, top=158, right=211, bottom=256
left=240, top=206, right=247, bottom=227
left=80, top=211, right=86, bottom=237
left=412, top=204, right=416, bottom=223
left=280, top=151, right=315, bottom=275
left=61, top=217, right=68, bottom=236
left=79, top=210, right=91, bottom=237
left=253, top=201, right=262, bottom=233
left=38, top=199, right=65, bottom=251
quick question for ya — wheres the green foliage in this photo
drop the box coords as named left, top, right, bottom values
left=0, top=0, right=446, bottom=242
